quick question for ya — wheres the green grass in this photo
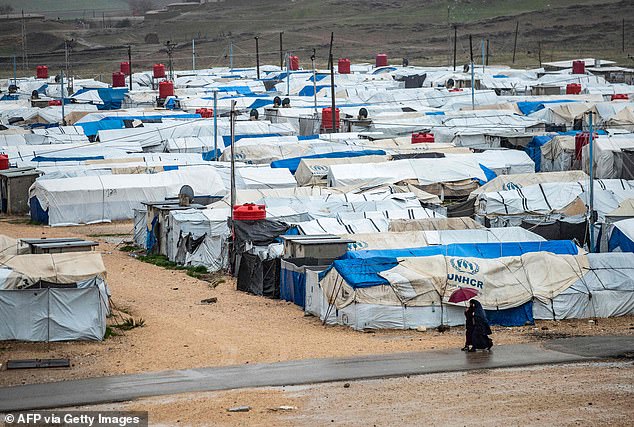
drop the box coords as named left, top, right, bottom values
left=136, top=253, right=210, bottom=278
left=119, top=244, right=140, bottom=252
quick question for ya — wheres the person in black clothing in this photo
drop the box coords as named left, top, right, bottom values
left=462, top=303, right=475, bottom=351
left=467, top=300, right=493, bottom=352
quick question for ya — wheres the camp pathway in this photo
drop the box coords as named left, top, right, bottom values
left=1, top=336, right=632, bottom=412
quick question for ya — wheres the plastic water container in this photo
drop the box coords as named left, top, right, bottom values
left=0, top=154, right=9, bottom=170
left=36, top=65, right=48, bottom=79
left=196, top=108, right=214, bottom=118
left=153, top=63, right=166, bottom=78
left=120, top=61, right=130, bottom=75
left=376, top=54, right=388, bottom=67
left=289, top=55, right=300, bottom=71
left=159, top=80, right=174, bottom=98
left=411, top=132, right=435, bottom=144
left=321, top=107, right=340, bottom=131
left=611, top=94, right=629, bottom=101
left=233, top=204, right=266, bottom=220
left=572, top=60, right=585, bottom=74
left=338, top=58, right=351, bottom=74
left=566, top=83, right=582, bottom=95
left=112, top=72, right=126, bottom=87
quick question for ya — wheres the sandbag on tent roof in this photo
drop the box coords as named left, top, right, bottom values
left=341, top=240, right=579, bottom=260
left=29, top=166, right=227, bottom=226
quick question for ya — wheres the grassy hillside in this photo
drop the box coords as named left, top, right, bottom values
left=0, top=0, right=632, bottom=78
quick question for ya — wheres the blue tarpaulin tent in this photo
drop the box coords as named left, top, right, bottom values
left=270, top=149, right=387, bottom=174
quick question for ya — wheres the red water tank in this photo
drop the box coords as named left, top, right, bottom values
left=289, top=55, right=300, bottom=71
left=572, top=60, right=585, bottom=74
left=611, top=94, right=629, bottom=101
left=112, top=71, right=126, bottom=87
left=574, top=132, right=598, bottom=160
left=411, top=132, right=435, bottom=144
left=233, top=203, right=266, bottom=221
left=376, top=53, right=388, bottom=67
left=153, top=63, right=166, bottom=79
left=566, top=83, right=582, bottom=95
left=0, top=154, right=9, bottom=170
left=120, top=61, right=130, bottom=75
left=36, top=65, right=48, bottom=79
left=338, top=58, right=351, bottom=74
left=321, top=107, right=340, bottom=131
left=48, top=100, right=62, bottom=106
left=159, top=80, right=174, bottom=98
left=195, top=108, right=214, bottom=118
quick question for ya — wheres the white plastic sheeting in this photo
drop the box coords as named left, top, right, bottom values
left=29, top=166, right=227, bottom=226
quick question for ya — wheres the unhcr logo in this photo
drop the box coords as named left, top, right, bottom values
left=450, top=258, right=480, bottom=275
left=348, top=241, right=369, bottom=250
left=448, top=258, right=483, bottom=288
left=503, top=182, right=523, bottom=191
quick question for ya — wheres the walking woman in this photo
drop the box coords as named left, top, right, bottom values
left=462, top=303, right=475, bottom=351
left=467, top=300, right=493, bottom=352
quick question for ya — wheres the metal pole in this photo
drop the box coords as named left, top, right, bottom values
left=192, top=39, right=196, bottom=71
left=471, top=61, right=475, bottom=111
left=128, top=45, right=133, bottom=91
left=453, top=25, right=457, bottom=71
left=60, top=70, right=66, bottom=126
left=588, top=112, right=595, bottom=252
left=12, top=55, right=17, bottom=87
left=255, top=36, right=260, bottom=79
left=229, top=40, right=233, bottom=70
left=327, top=32, right=334, bottom=70
left=330, top=53, right=337, bottom=133
left=230, top=100, right=237, bottom=211
left=623, top=18, right=625, bottom=52
left=311, top=48, right=317, bottom=113
left=512, top=21, right=519, bottom=64
left=481, top=38, right=485, bottom=72
left=469, top=34, right=473, bottom=64
left=286, top=52, right=290, bottom=96
left=213, top=90, right=218, bottom=160
left=279, top=32, right=284, bottom=69
left=486, top=38, right=490, bottom=66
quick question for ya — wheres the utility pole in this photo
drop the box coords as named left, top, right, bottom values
left=165, top=41, right=176, bottom=81
left=311, top=48, right=317, bottom=113
left=481, top=38, right=485, bottom=72
left=128, top=45, right=133, bottom=91
left=588, top=111, right=595, bottom=252
left=229, top=100, right=237, bottom=211
left=102, top=12, right=105, bottom=29
left=327, top=32, right=334, bottom=70
left=213, top=90, right=218, bottom=160
left=486, top=38, right=490, bottom=66
left=286, top=52, right=290, bottom=96
left=279, top=32, right=284, bottom=69
left=453, top=25, right=457, bottom=71
left=60, top=70, right=66, bottom=126
left=469, top=35, right=474, bottom=110
left=512, top=21, right=519, bottom=64
left=21, top=10, right=28, bottom=71
left=330, top=53, right=337, bottom=133
left=12, top=55, right=17, bottom=88
left=229, top=39, right=233, bottom=70
left=538, top=40, right=542, bottom=67
left=623, top=18, right=626, bottom=52
left=469, top=34, right=473, bottom=64
left=192, top=39, right=196, bottom=71
left=255, top=36, right=260, bottom=79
